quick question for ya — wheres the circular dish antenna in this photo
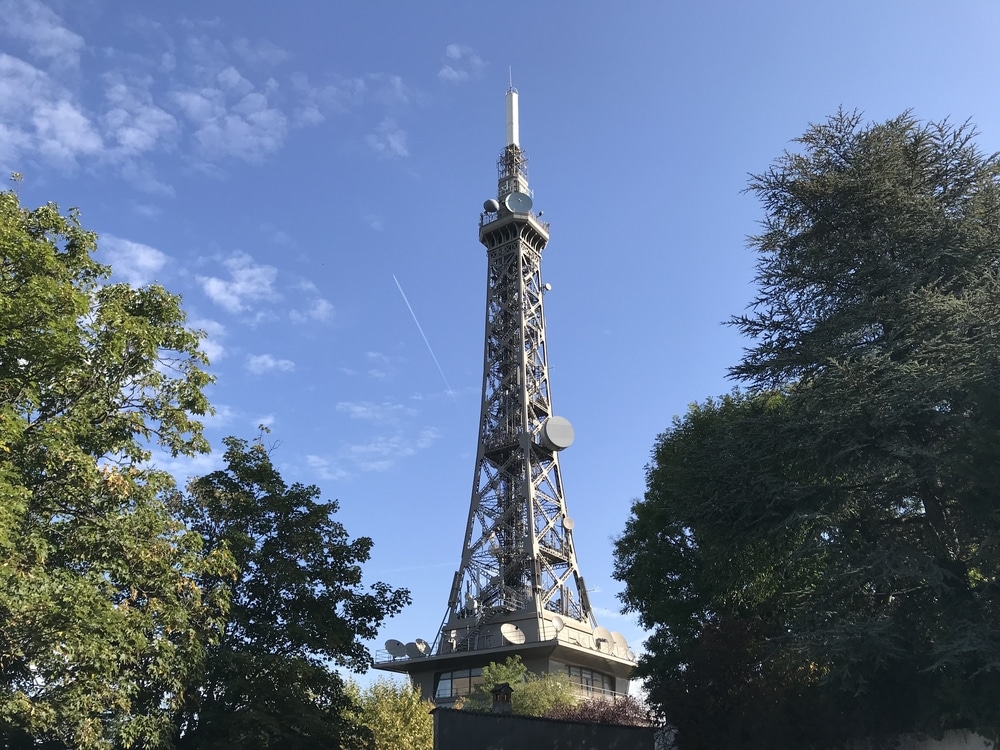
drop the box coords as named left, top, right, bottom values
left=626, top=648, right=637, bottom=662
left=504, top=191, right=533, bottom=213
left=483, top=198, right=500, bottom=212
left=611, top=631, right=629, bottom=657
left=500, top=623, right=526, bottom=645
left=540, top=416, right=574, bottom=451
left=385, top=639, right=407, bottom=658
left=594, top=626, right=614, bottom=653
left=563, top=516, right=575, bottom=531
left=414, top=638, right=431, bottom=655
left=404, top=641, right=423, bottom=659
left=551, top=615, right=565, bottom=634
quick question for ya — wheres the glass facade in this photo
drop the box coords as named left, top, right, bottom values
left=434, top=668, right=484, bottom=699
left=565, top=665, right=614, bottom=697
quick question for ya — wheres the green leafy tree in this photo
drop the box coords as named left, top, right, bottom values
left=0, top=187, right=226, bottom=748
left=174, top=435, right=411, bottom=750
left=343, top=678, right=434, bottom=750
left=615, top=112, right=1000, bottom=747
left=461, top=656, right=575, bottom=717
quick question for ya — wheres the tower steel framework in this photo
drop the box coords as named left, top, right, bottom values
left=376, top=86, right=635, bottom=702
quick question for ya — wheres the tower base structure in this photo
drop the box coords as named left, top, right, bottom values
left=376, top=609, right=634, bottom=705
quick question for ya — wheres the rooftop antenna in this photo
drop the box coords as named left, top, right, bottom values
left=505, top=70, right=519, bottom=146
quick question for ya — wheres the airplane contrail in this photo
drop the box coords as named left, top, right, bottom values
left=392, top=274, right=456, bottom=400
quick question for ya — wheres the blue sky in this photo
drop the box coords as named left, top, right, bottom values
left=3, top=0, right=1000, bottom=683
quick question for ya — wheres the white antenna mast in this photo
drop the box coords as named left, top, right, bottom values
left=505, top=69, right=519, bottom=146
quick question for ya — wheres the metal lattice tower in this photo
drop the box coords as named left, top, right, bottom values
left=376, top=86, right=635, bottom=703
left=448, top=104, right=588, bottom=633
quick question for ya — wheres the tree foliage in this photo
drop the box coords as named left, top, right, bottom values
left=547, top=694, right=652, bottom=727
left=460, top=656, right=575, bottom=718
left=615, top=112, right=1000, bottom=748
left=344, top=678, right=434, bottom=750
left=173, top=435, right=411, bottom=750
left=0, top=188, right=225, bottom=749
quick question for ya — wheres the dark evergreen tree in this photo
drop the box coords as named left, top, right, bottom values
left=615, top=112, right=1000, bottom=748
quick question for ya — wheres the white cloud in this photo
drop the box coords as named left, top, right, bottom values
left=362, top=213, right=384, bottom=231
left=33, top=98, right=103, bottom=161
left=366, top=116, right=408, bottom=158
left=232, top=37, right=289, bottom=66
left=99, top=234, right=168, bottom=286
left=289, top=297, right=334, bottom=323
left=102, top=72, right=178, bottom=161
left=197, top=252, right=278, bottom=313
left=439, top=44, right=485, bottom=84
left=0, top=53, right=102, bottom=169
left=345, top=427, right=441, bottom=472
left=246, top=353, right=295, bottom=374
left=289, top=71, right=410, bottom=128
left=0, top=0, right=85, bottom=71
left=171, top=62, right=288, bottom=162
left=438, top=66, right=468, bottom=83
left=253, top=414, right=276, bottom=429
left=201, top=403, right=237, bottom=428
left=191, top=318, right=226, bottom=363
left=306, top=454, right=348, bottom=481
left=336, top=401, right=416, bottom=422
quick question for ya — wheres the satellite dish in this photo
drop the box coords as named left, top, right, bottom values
left=404, top=641, right=423, bottom=659
left=500, top=623, right=526, bottom=645
left=611, top=631, right=629, bottom=657
left=385, top=639, right=407, bottom=658
left=504, top=191, right=533, bottom=213
left=551, top=615, right=565, bottom=634
left=543, top=282, right=552, bottom=292
left=540, top=416, right=574, bottom=451
left=483, top=198, right=500, bottom=212
left=594, top=626, right=614, bottom=653
left=626, top=648, right=637, bottom=662
left=563, top=516, right=575, bottom=531
left=415, top=638, right=430, bottom=655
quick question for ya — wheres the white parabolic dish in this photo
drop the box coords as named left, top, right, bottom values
left=540, top=416, right=574, bottom=451
left=500, top=623, right=526, bottom=645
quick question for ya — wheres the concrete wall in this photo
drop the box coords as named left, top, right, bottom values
left=432, top=707, right=656, bottom=750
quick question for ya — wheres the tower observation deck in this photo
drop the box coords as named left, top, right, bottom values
left=375, top=87, right=636, bottom=704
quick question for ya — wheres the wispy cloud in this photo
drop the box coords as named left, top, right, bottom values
left=99, top=234, right=168, bottom=286
left=438, top=44, right=486, bottom=84
left=306, top=454, right=348, bottom=481
left=232, top=37, right=289, bottom=67
left=366, top=116, right=408, bottom=158
left=346, top=427, right=441, bottom=472
left=172, top=68, right=288, bottom=162
left=197, top=252, right=278, bottom=313
left=246, top=353, right=295, bottom=374
left=0, top=0, right=85, bottom=71
left=0, top=53, right=101, bottom=169
left=102, top=72, right=179, bottom=163
left=289, top=297, right=334, bottom=324
left=336, top=401, right=416, bottom=423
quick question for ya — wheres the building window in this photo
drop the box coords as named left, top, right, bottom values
left=565, top=666, right=614, bottom=697
left=434, top=668, right=484, bottom=699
